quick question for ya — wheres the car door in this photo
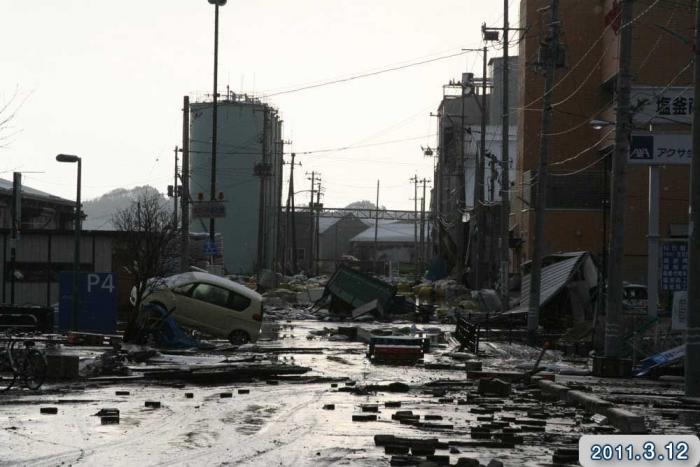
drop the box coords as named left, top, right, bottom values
left=187, top=282, right=234, bottom=337
left=169, top=282, right=198, bottom=326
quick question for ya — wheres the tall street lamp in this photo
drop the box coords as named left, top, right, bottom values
left=56, top=153, right=82, bottom=331
left=207, top=0, right=226, bottom=249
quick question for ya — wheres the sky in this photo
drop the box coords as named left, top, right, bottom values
left=1, top=0, right=518, bottom=211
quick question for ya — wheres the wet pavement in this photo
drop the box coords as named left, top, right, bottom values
left=0, top=320, right=698, bottom=466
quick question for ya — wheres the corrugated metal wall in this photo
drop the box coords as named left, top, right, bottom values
left=1, top=231, right=113, bottom=307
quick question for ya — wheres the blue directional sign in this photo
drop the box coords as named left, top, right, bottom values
left=58, top=272, right=117, bottom=333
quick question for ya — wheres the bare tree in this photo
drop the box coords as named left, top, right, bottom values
left=0, top=87, right=30, bottom=149
left=112, top=191, right=180, bottom=314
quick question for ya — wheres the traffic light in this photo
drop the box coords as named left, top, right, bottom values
left=167, top=185, right=174, bottom=197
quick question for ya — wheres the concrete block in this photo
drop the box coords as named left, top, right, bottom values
left=40, top=407, right=57, bottom=414
left=374, top=434, right=395, bottom=446
left=361, top=404, right=379, bottom=413
left=386, top=445, right=410, bottom=455
left=487, top=460, right=504, bottom=467
left=101, top=416, right=120, bottom=425
left=144, top=401, right=161, bottom=409
left=464, top=360, right=483, bottom=371
left=424, top=414, right=443, bottom=420
left=220, top=392, right=232, bottom=398
left=115, top=390, right=130, bottom=396
left=238, top=389, right=250, bottom=394
left=478, top=378, right=511, bottom=397
left=604, top=407, right=646, bottom=434
left=185, top=393, right=194, bottom=398
left=352, top=414, right=377, bottom=422
left=323, top=404, right=335, bottom=410
left=385, top=401, right=402, bottom=408
left=455, top=459, right=479, bottom=467
left=95, top=408, right=119, bottom=417
left=411, top=445, right=436, bottom=456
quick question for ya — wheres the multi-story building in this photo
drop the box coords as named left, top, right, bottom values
left=515, top=0, right=692, bottom=286
left=189, top=93, right=284, bottom=275
left=432, top=56, right=519, bottom=283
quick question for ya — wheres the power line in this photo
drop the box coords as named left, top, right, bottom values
left=261, top=50, right=472, bottom=98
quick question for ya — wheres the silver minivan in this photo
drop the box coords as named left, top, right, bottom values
left=137, top=272, right=264, bottom=344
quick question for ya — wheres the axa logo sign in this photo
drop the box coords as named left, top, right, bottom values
left=630, top=135, right=654, bottom=160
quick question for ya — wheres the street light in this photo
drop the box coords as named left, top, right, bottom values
left=56, top=153, right=82, bottom=331
left=207, top=0, right=226, bottom=251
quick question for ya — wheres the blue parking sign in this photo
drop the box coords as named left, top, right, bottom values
left=203, top=239, right=219, bottom=256
left=58, top=272, right=118, bottom=333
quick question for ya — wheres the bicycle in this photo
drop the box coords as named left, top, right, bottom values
left=0, top=335, right=48, bottom=392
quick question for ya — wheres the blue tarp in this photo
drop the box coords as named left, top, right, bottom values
left=140, top=303, right=212, bottom=349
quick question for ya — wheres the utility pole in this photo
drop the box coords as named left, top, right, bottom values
left=411, top=175, right=419, bottom=278
left=315, top=181, right=322, bottom=276
left=458, top=75, right=467, bottom=280
left=307, top=171, right=318, bottom=274
left=285, top=153, right=301, bottom=273
left=420, top=178, right=430, bottom=275
left=180, top=96, right=190, bottom=272
left=208, top=1, right=221, bottom=247
left=527, top=0, right=560, bottom=344
left=499, top=0, right=512, bottom=313
left=374, top=180, right=380, bottom=274
left=173, top=146, right=179, bottom=228
left=10, top=172, right=20, bottom=305
left=604, top=0, right=633, bottom=359
left=256, top=107, right=269, bottom=275
left=686, top=0, right=700, bottom=396
left=474, top=45, right=488, bottom=289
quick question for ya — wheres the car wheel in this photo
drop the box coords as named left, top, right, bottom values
left=228, top=330, right=250, bottom=345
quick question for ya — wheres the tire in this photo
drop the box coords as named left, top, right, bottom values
left=228, top=330, right=250, bottom=346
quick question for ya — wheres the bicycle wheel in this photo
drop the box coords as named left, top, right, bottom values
left=0, top=355, right=17, bottom=392
left=19, top=348, right=47, bottom=390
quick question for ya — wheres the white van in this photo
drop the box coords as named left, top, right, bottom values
left=137, top=272, right=263, bottom=344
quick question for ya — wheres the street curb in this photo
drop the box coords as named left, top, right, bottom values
left=536, top=379, right=646, bottom=434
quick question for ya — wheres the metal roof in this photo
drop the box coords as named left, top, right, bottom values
left=350, top=222, right=427, bottom=243
left=0, top=178, right=73, bottom=206
left=519, top=252, right=587, bottom=308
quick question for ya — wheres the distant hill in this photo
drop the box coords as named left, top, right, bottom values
left=83, top=185, right=170, bottom=230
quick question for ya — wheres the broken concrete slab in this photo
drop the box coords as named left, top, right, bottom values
left=385, top=445, right=410, bottom=455
left=537, top=379, right=570, bottom=398
left=566, top=390, right=613, bottom=414
left=604, top=407, right=647, bottom=434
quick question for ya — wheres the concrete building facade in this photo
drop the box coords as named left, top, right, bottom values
left=515, top=0, right=693, bottom=284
